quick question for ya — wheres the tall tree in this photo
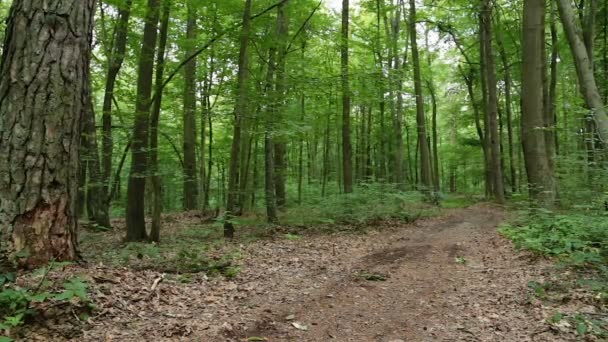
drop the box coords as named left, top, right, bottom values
left=126, top=0, right=161, bottom=241
left=274, top=0, right=290, bottom=207
left=0, top=0, right=95, bottom=268
left=522, top=0, right=556, bottom=206
left=182, top=0, right=198, bottom=210
left=557, top=0, right=608, bottom=147
left=409, top=0, right=432, bottom=194
left=341, top=0, right=354, bottom=193
left=481, top=0, right=505, bottom=203
left=101, top=0, right=132, bottom=215
left=225, top=0, right=253, bottom=237
left=149, top=0, right=171, bottom=242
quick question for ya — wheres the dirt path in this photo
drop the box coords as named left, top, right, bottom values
left=47, top=204, right=572, bottom=341
left=233, top=204, right=560, bottom=342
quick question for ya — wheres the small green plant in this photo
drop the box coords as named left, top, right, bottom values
left=284, top=233, right=302, bottom=241
left=120, top=243, right=161, bottom=263
left=455, top=256, right=467, bottom=264
left=0, top=264, right=90, bottom=337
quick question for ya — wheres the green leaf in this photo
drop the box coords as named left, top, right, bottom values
left=0, top=336, right=14, bottom=342
left=576, top=322, right=588, bottom=335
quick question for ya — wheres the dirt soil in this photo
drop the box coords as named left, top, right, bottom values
left=21, top=204, right=584, bottom=341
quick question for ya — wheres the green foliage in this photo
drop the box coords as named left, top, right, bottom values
left=283, top=184, right=438, bottom=229
left=500, top=212, right=608, bottom=267
left=0, top=268, right=89, bottom=335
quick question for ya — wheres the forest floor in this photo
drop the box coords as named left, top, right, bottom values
left=17, top=204, right=605, bottom=341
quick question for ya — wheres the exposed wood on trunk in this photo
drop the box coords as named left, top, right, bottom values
left=0, top=0, right=95, bottom=268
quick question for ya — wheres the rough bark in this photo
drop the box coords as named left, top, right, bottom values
left=0, top=0, right=95, bottom=268
left=182, top=1, right=198, bottom=210
left=225, top=0, right=253, bottom=237
left=522, top=0, right=556, bottom=206
left=126, top=0, right=160, bottom=241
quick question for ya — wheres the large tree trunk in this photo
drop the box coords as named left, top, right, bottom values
left=224, top=0, right=253, bottom=237
left=149, top=1, right=171, bottom=243
left=557, top=0, right=608, bottom=145
left=341, top=0, right=354, bottom=194
left=101, top=0, right=132, bottom=214
left=522, top=0, right=556, bottom=207
left=126, top=0, right=160, bottom=242
left=409, top=0, right=432, bottom=194
left=0, top=0, right=95, bottom=269
left=182, top=1, right=198, bottom=210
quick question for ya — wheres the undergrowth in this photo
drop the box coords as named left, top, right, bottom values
left=500, top=211, right=608, bottom=267
left=279, top=184, right=440, bottom=228
left=0, top=262, right=90, bottom=341
left=500, top=210, right=608, bottom=338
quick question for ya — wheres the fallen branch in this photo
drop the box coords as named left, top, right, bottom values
left=150, top=273, right=166, bottom=292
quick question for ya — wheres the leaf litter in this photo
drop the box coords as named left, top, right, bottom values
left=9, top=204, right=603, bottom=341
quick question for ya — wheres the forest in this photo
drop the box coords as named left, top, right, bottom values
left=0, top=0, right=607, bottom=340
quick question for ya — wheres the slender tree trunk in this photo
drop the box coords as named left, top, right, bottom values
left=149, top=1, right=170, bottom=243
left=482, top=0, right=506, bottom=203
left=274, top=1, right=290, bottom=208
left=182, top=1, right=198, bottom=210
left=557, top=0, right=608, bottom=145
left=0, top=0, right=94, bottom=268
left=497, top=30, right=518, bottom=194
left=225, top=0, right=253, bottom=237
left=391, top=5, right=406, bottom=190
left=82, top=98, right=110, bottom=229
left=264, top=46, right=279, bottom=222
left=126, top=0, right=160, bottom=241
left=342, top=0, right=354, bottom=193
left=522, top=0, right=556, bottom=207
left=409, top=0, right=432, bottom=193
left=102, top=0, right=132, bottom=209
left=546, top=4, right=559, bottom=171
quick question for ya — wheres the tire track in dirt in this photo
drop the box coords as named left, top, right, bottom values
left=236, top=204, right=564, bottom=341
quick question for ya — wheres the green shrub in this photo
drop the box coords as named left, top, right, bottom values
left=500, top=213, right=608, bottom=267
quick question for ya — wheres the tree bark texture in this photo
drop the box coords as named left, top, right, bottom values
left=0, top=0, right=95, bottom=268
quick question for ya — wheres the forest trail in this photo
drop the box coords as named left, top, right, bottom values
left=234, top=204, right=558, bottom=341
left=72, top=204, right=567, bottom=341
